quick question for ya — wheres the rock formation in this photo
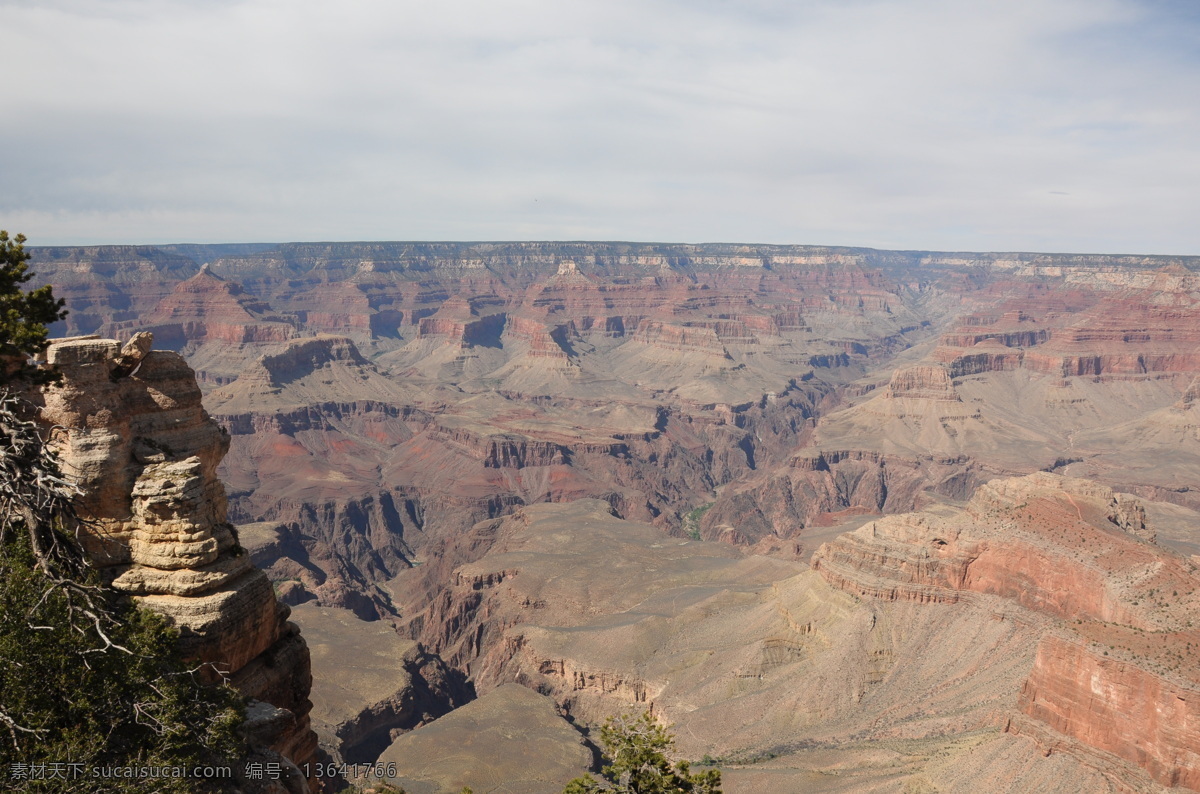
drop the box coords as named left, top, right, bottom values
left=379, top=475, right=1200, bottom=791
left=107, top=265, right=296, bottom=347
left=38, top=334, right=318, bottom=790
left=704, top=266, right=1200, bottom=547
left=812, top=472, right=1200, bottom=790
left=103, top=266, right=298, bottom=388
left=32, top=245, right=200, bottom=336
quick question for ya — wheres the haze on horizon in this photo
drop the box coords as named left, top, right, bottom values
left=4, top=0, right=1200, bottom=255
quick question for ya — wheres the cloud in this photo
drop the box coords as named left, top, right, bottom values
left=3, top=0, right=1199, bottom=253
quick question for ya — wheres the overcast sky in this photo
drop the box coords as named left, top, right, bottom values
left=4, top=0, right=1199, bottom=253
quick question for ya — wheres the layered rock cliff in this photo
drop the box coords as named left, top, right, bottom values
left=812, top=472, right=1200, bottom=790
left=103, top=266, right=298, bottom=388
left=25, top=240, right=1200, bottom=792
left=38, top=334, right=319, bottom=790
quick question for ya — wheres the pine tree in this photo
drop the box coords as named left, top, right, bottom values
left=0, top=231, right=66, bottom=386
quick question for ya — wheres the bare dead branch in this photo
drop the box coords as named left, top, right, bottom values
left=0, top=708, right=48, bottom=750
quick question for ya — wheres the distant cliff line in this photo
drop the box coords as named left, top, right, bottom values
left=28, top=239, right=1200, bottom=278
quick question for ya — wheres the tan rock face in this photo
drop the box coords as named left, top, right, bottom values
left=397, top=497, right=1071, bottom=792
left=39, top=336, right=318, bottom=782
left=885, top=364, right=958, bottom=401
left=631, top=320, right=732, bottom=358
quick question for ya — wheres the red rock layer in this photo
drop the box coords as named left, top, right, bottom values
left=107, top=266, right=296, bottom=347
left=631, top=321, right=731, bottom=357
left=504, top=315, right=575, bottom=359
left=278, top=281, right=378, bottom=338
left=1016, top=635, right=1200, bottom=790
left=431, top=425, right=570, bottom=469
left=31, top=245, right=201, bottom=336
left=417, top=314, right=506, bottom=346
left=811, top=473, right=1200, bottom=790
left=934, top=272, right=1200, bottom=380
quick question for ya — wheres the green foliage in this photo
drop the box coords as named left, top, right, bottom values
left=563, top=712, right=721, bottom=794
left=0, top=524, right=246, bottom=791
left=682, top=503, right=713, bottom=542
left=0, top=392, right=245, bottom=792
left=0, top=231, right=66, bottom=387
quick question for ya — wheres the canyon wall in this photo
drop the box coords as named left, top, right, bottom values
left=705, top=267, right=1200, bottom=547
left=23, top=241, right=1200, bottom=791
left=1014, top=634, right=1200, bottom=790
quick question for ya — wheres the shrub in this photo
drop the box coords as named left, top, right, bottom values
left=563, top=711, right=721, bottom=793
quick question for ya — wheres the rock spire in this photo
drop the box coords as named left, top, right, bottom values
left=38, top=334, right=318, bottom=791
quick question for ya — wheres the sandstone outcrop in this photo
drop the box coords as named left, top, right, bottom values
left=884, top=364, right=959, bottom=400
left=38, top=336, right=318, bottom=788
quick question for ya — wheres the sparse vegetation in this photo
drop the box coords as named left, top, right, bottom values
left=0, top=537, right=246, bottom=792
left=682, top=503, right=713, bottom=541
left=563, top=711, right=721, bottom=793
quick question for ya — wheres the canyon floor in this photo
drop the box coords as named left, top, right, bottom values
left=33, top=241, right=1200, bottom=792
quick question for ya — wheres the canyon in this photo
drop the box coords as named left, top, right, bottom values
left=27, top=240, right=1200, bottom=792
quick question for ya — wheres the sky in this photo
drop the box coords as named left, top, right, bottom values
left=4, top=0, right=1200, bottom=254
